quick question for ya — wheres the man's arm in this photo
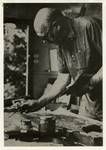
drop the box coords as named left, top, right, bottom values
left=19, top=73, right=70, bottom=112
left=65, top=67, right=102, bottom=97
left=38, top=73, right=70, bottom=107
left=90, top=67, right=102, bottom=86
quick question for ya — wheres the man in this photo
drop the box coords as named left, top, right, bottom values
left=22, top=8, right=102, bottom=120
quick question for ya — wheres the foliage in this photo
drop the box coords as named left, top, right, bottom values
left=4, top=23, right=27, bottom=99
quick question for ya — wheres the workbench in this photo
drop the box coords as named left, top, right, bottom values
left=4, top=107, right=103, bottom=146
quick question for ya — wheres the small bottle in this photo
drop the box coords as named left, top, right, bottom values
left=39, top=116, right=47, bottom=138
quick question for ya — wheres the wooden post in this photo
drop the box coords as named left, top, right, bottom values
left=26, top=25, right=29, bottom=96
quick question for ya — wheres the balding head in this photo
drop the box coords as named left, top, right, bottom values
left=34, top=8, right=55, bottom=37
left=33, top=7, right=74, bottom=44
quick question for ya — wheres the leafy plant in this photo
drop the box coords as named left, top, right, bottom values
left=4, top=23, right=27, bottom=99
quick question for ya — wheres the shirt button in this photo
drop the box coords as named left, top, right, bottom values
left=72, top=55, right=74, bottom=58
left=72, top=55, right=76, bottom=62
left=78, top=50, right=81, bottom=53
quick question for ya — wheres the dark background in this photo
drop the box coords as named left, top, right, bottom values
left=4, top=3, right=102, bottom=21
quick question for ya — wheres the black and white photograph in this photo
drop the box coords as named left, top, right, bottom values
left=3, top=2, right=103, bottom=146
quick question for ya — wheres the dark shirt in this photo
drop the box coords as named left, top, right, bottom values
left=57, top=16, right=102, bottom=118
left=57, top=16, right=102, bottom=82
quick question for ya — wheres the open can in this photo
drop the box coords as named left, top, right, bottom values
left=39, top=115, right=56, bottom=138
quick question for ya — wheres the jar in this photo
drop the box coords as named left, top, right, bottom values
left=39, top=116, right=56, bottom=137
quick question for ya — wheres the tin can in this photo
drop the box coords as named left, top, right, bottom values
left=20, top=119, right=32, bottom=133
left=39, top=116, right=55, bottom=137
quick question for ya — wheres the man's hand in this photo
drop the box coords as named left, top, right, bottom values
left=20, top=100, right=41, bottom=113
left=65, top=73, right=93, bottom=96
left=66, top=82, right=93, bottom=96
